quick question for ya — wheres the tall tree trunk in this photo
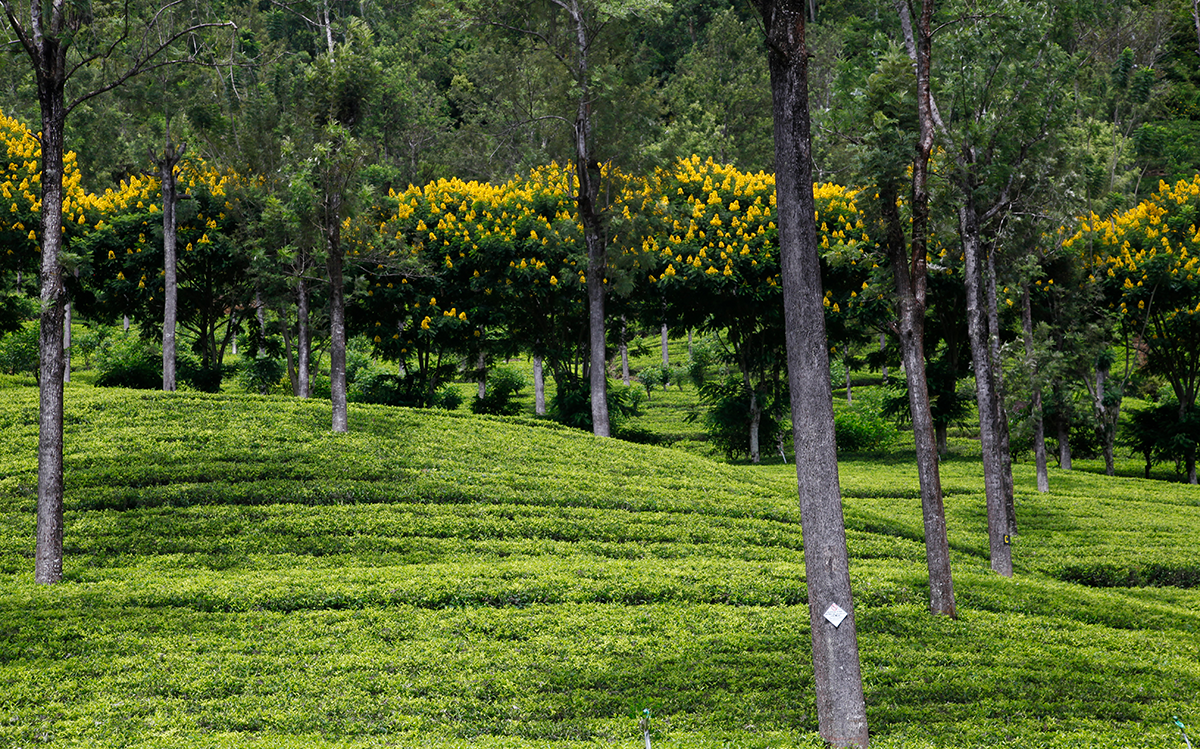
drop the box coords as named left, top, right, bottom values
left=1091, top=359, right=1116, bottom=475
left=534, top=355, right=546, bottom=415
left=983, top=245, right=1017, bottom=535
left=1057, top=400, right=1072, bottom=469
left=62, top=301, right=71, bottom=383
left=326, top=200, right=347, bottom=433
left=477, top=350, right=487, bottom=399
left=620, top=317, right=630, bottom=386
left=1185, top=402, right=1197, bottom=484
left=156, top=137, right=185, bottom=392
left=297, top=276, right=311, bottom=399
left=35, top=70, right=68, bottom=585
left=1021, top=285, right=1049, bottom=493
left=959, top=198, right=1012, bottom=577
left=745, top=366, right=763, bottom=464
left=565, top=2, right=608, bottom=437
left=756, top=0, right=868, bottom=744
left=661, top=322, right=669, bottom=367
left=881, top=185, right=958, bottom=617
left=880, top=332, right=888, bottom=383
left=282, top=309, right=298, bottom=396
left=879, top=0, right=957, bottom=617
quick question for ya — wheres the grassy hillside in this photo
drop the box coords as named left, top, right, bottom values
left=1, top=385, right=1199, bottom=748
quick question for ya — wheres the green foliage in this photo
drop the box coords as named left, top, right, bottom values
left=0, top=388, right=1199, bottom=748
left=689, top=377, right=783, bottom=460
left=93, top=331, right=160, bottom=389
left=833, top=395, right=898, bottom=454
left=1121, top=400, right=1200, bottom=480
left=472, top=365, right=526, bottom=416
left=0, top=324, right=37, bottom=379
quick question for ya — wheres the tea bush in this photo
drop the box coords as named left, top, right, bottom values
left=1, top=385, right=1198, bottom=748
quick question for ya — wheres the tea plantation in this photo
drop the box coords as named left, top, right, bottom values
left=1, top=385, right=1199, bottom=748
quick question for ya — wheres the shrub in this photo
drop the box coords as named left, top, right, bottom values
left=689, top=377, right=785, bottom=460
left=550, top=379, right=638, bottom=432
left=433, top=386, right=463, bottom=410
left=638, top=365, right=666, bottom=399
left=833, top=398, right=898, bottom=453
left=180, top=361, right=227, bottom=392
left=471, top=365, right=526, bottom=416
left=0, top=324, right=38, bottom=379
left=94, top=332, right=161, bottom=389
left=236, top=354, right=286, bottom=395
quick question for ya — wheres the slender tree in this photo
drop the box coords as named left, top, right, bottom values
left=451, top=0, right=669, bottom=436
left=751, top=0, right=869, bottom=745
left=0, top=0, right=232, bottom=584
left=151, top=130, right=186, bottom=391
left=864, top=0, right=956, bottom=617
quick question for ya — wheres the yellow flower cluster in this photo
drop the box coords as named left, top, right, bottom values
left=1073, top=175, right=1200, bottom=322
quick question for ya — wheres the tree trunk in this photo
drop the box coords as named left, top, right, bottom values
left=878, top=0, right=957, bottom=617
left=62, top=301, right=71, bottom=383
left=35, top=73, right=68, bottom=585
left=983, top=246, right=1017, bottom=536
left=1057, top=406, right=1072, bottom=469
left=297, top=276, right=311, bottom=399
left=845, top=361, right=852, bottom=403
left=477, top=350, right=487, bottom=399
left=282, top=309, right=298, bottom=395
left=748, top=389, right=762, bottom=464
left=620, top=317, right=630, bottom=386
left=1182, top=403, right=1197, bottom=484
left=880, top=332, right=888, bottom=383
left=562, top=2, right=609, bottom=437
left=1093, top=361, right=1117, bottom=476
left=1021, top=286, right=1049, bottom=493
left=959, top=198, right=1012, bottom=577
left=534, top=355, right=546, bottom=415
left=326, top=202, right=347, bottom=433
left=661, top=322, right=669, bottom=367
left=156, top=138, right=185, bottom=392
left=756, top=0, right=869, bottom=744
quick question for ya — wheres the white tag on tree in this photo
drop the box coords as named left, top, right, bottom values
left=824, top=602, right=848, bottom=628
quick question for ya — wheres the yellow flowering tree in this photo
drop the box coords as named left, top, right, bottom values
left=0, top=110, right=92, bottom=334
left=77, top=160, right=254, bottom=390
left=644, top=156, right=872, bottom=462
left=1072, top=176, right=1200, bottom=483
left=361, top=165, right=590, bottom=408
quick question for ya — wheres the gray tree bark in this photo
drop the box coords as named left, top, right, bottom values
left=153, top=136, right=186, bottom=391
left=325, top=192, right=347, bottom=433
left=661, top=322, right=669, bottom=367
left=297, top=276, right=311, bottom=398
left=534, top=355, right=546, bottom=415
left=63, top=301, right=71, bottom=384
left=959, top=199, right=1013, bottom=577
left=35, top=85, right=68, bottom=586
left=1021, top=286, right=1050, bottom=493
left=878, top=0, right=957, bottom=617
left=754, top=0, right=869, bottom=744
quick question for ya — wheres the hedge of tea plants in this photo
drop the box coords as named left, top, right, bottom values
left=1, top=386, right=1199, bottom=748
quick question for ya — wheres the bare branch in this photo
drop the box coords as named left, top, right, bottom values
left=66, top=20, right=238, bottom=116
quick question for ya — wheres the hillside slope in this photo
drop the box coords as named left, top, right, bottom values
left=1, top=387, right=1198, bottom=748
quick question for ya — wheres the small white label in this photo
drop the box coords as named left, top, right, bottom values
left=824, top=602, right=848, bottom=628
